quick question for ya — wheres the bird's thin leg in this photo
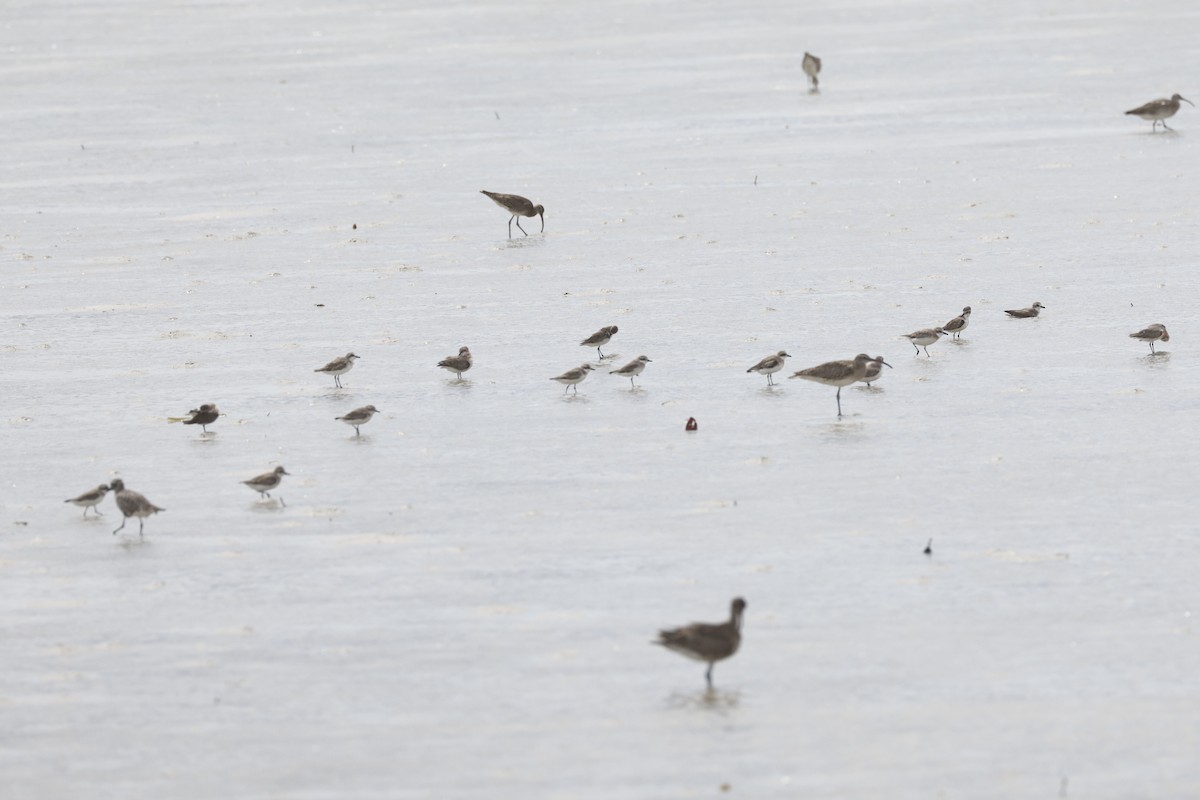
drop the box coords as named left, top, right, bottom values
left=201, top=425, right=208, bottom=433
left=355, top=427, right=361, bottom=437
left=572, top=384, right=579, bottom=394
left=113, top=517, right=127, bottom=535
left=597, top=347, right=605, bottom=359
left=507, top=216, right=513, bottom=239
left=280, top=496, right=287, bottom=508
left=630, top=377, right=635, bottom=389
left=1150, top=342, right=1155, bottom=353
left=836, top=386, right=843, bottom=417
left=911, top=341, right=919, bottom=354
left=923, top=346, right=930, bottom=357
left=138, top=518, right=145, bottom=537
left=334, top=375, right=342, bottom=388
left=563, top=384, right=569, bottom=395
left=516, top=217, right=527, bottom=236
left=705, top=664, right=713, bottom=689
left=1163, top=120, right=1173, bottom=131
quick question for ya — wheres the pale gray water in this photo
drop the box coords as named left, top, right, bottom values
left=2, top=0, right=1199, bottom=797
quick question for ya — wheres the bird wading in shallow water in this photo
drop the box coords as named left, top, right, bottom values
left=580, top=326, right=618, bottom=359
left=315, top=352, right=360, bottom=388
left=243, top=466, right=291, bottom=504
left=656, top=597, right=746, bottom=690
left=110, top=479, right=164, bottom=538
left=1129, top=323, right=1169, bottom=353
left=1125, top=93, right=1193, bottom=132
left=746, top=351, right=791, bottom=386
left=943, top=306, right=971, bottom=339
left=480, top=190, right=544, bottom=238
left=437, top=346, right=473, bottom=379
left=802, top=51, right=821, bottom=92
left=551, top=364, right=594, bottom=394
left=790, top=353, right=877, bottom=416
left=65, top=484, right=110, bottom=517
left=336, top=405, right=379, bottom=436
left=610, top=355, right=652, bottom=388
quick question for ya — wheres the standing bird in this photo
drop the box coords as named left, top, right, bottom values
left=943, top=306, right=972, bottom=339
left=181, top=403, right=221, bottom=433
left=580, top=325, right=619, bottom=359
left=551, top=363, right=594, bottom=394
left=480, top=190, right=544, bottom=238
left=64, top=484, right=110, bottom=517
left=1125, top=94, right=1194, bottom=132
left=437, top=346, right=473, bottom=379
left=802, top=51, right=822, bottom=92
left=109, top=479, right=165, bottom=538
left=746, top=350, right=791, bottom=386
left=1129, top=323, right=1170, bottom=353
left=790, top=353, right=875, bottom=416
left=336, top=405, right=379, bottom=436
left=904, top=327, right=948, bottom=357
left=610, top=355, right=652, bottom=388
left=314, top=352, right=360, bottom=388
left=243, top=466, right=290, bottom=505
left=1004, top=302, right=1045, bottom=319
left=655, top=597, right=746, bottom=690
left=858, top=354, right=893, bottom=388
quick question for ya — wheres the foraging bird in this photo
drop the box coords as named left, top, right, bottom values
left=858, top=354, right=893, bottom=388
left=1004, top=302, right=1045, bottom=319
left=746, top=351, right=791, bottom=386
left=551, top=363, right=594, bottom=394
left=580, top=325, right=618, bottom=359
left=610, top=355, right=652, bottom=388
left=480, top=190, right=544, bottom=238
left=790, top=353, right=877, bottom=416
left=315, top=352, right=359, bottom=388
left=904, top=327, right=948, bottom=357
left=181, top=403, right=221, bottom=433
left=437, top=346, right=473, bottom=379
left=336, top=405, right=379, bottom=436
left=943, top=306, right=971, bottom=339
left=1129, top=323, right=1170, bottom=353
left=64, top=484, right=110, bottom=517
left=243, top=466, right=290, bottom=504
left=656, top=597, right=746, bottom=690
left=109, top=479, right=164, bottom=538
left=1125, top=94, right=1194, bottom=132
left=802, top=51, right=822, bottom=92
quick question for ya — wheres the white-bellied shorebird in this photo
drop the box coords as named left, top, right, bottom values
left=746, top=351, right=791, bottom=386
left=437, top=346, right=472, bottom=379
left=1005, top=302, right=1045, bottom=319
left=109, top=479, right=164, bottom=538
left=551, top=363, right=594, bottom=394
left=655, top=597, right=746, bottom=690
left=790, top=353, right=874, bottom=416
left=315, top=352, right=359, bottom=388
left=858, top=354, right=893, bottom=388
left=802, top=52, right=821, bottom=92
left=65, top=484, right=110, bottom=517
left=1129, top=323, right=1169, bottom=352
left=580, top=325, right=618, bottom=359
left=480, top=190, right=544, bottom=238
left=904, top=327, right=947, bottom=356
left=336, top=405, right=378, bottom=436
left=1125, top=94, right=1193, bottom=131
left=943, top=306, right=971, bottom=339
left=243, top=466, right=290, bottom=504
left=610, top=355, right=651, bottom=388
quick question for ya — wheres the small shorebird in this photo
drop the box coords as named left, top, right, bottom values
left=943, top=307, right=971, bottom=339
left=610, top=355, right=652, bottom=388
left=790, top=353, right=874, bottom=416
left=746, top=351, right=791, bottom=386
left=109, top=479, right=164, bottom=538
left=181, top=403, right=221, bottom=433
left=315, top=352, right=359, bottom=388
left=580, top=325, right=618, bottom=359
left=1129, top=323, right=1169, bottom=352
left=655, top=597, right=746, bottom=690
left=1005, top=302, right=1045, bottom=319
left=437, top=346, right=473, bottom=379
left=336, top=405, right=379, bottom=436
left=243, top=466, right=290, bottom=504
left=1125, top=94, right=1194, bottom=132
left=904, top=327, right=947, bottom=357
left=858, top=354, right=893, bottom=388
left=480, top=190, right=544, bottom=238
left=65, top=484, right=110, bottom=517
left=802, top=51, right=821, bottom=92
left=551, top=363, right=594, bottom=394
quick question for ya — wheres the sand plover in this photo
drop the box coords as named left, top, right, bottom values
left=655, top=597, right=746, bottom=690
left=480, top=190, right=544, bottom=238
left=336, top=405, right=379, bottom=436
left=802, top=51, right=821, bottom=92
left=551, top=363, right=594, bottom=394
left=437, top=346, right=472, bottom=379
left=790, top=353, right=874, bottom=416
left=858, top=354, right=893, bottom=388
left=904, top=327, right=948, bottom=357
left=1129, top=323, right=1170, bottom=353
left=746, top=351, right=791, bottom=386
left=610, top=355, right=652, bottom=388
left=243, top=466, right=290, bottom=505
left=1005, top=302, right=1045, bottom=319
left=580, top=325, right=618, bottom=359
left=943, top=306, right=971, bottom=339
left=109, top=479, right=164, bottom=538
left=1125, top=94, right=1193, bottom=132
left=315, top=352, right=359, bottom=388
left=65, top=484, right=110, bottom=517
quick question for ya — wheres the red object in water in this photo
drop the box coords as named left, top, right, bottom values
left=685, top=417, right=698, bottom=431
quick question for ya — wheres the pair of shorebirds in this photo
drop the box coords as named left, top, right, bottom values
left=748, top=351, right=892, bottom=416
left=316, top=348, right=476, bottom=387
left=65, top=479, right=164, bottom=538
left=552, top=326, right=653, bottom=392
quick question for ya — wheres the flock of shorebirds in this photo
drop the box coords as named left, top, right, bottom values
left=57, top=52, right=1189, bottom=690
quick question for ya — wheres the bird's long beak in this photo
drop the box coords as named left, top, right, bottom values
left=880, top=360, right=893, bottom=369
left=539, top=211, right=545, bottom=232
left=1183, top=97, right=1196, bottom=107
